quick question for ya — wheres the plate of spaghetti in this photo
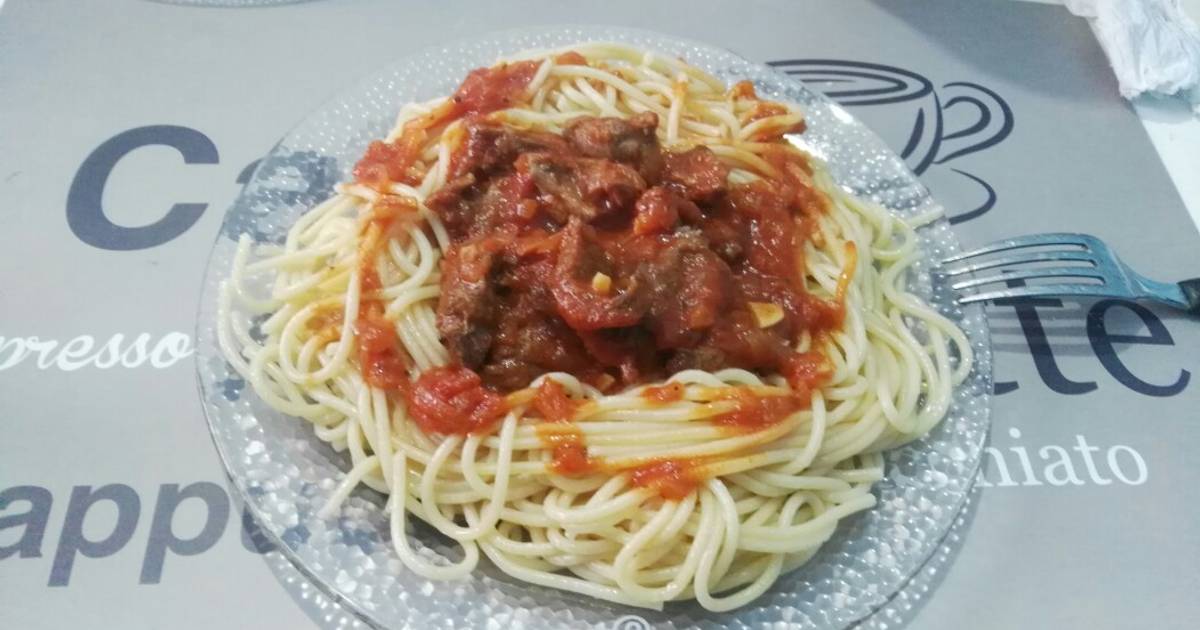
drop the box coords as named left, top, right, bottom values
left=197, top=26, right=991, bottom=629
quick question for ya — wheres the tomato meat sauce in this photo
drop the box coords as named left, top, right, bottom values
left=425, top=106, right=841, bottom=394
left=344, top=61, right=853, bottom=493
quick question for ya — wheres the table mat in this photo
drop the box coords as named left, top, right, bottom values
left=2, top=1, right=1198, bottom=628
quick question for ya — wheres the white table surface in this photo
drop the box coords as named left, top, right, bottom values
left=1019, top=0, right=1200, bottom=231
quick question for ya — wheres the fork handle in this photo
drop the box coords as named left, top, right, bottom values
left=1183, top=278, right=1200, bottom=315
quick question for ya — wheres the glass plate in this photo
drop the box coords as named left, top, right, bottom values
left=195, top=25, right=992, bottom=630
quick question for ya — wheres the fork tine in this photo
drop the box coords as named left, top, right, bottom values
left=957, top=283, right=1127, bottom=305
left=941, top=233, right=1091, bottom=264
left=950, top=266, right=1106, bottom=290
left=940, top=251, right=1096, bottom=276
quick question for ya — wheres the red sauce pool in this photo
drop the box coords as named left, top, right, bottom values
left=531, top=379, right=581, bottom=423
left=629, top=459, right=703, bottom=501
left=403, top=366, right=507, bottom=435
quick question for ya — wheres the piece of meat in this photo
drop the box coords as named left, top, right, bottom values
left=449, top=119, right=568, bottom=180
left=425, top=173, right=478, bottom=239
left=550, top=218, right=647, bottom=330
left=659, top=249, right=731, bottom=347
left=702, top=217, right=747, bottom=264
left=516, top=153, right=592, bottom=224
left=706, top=309, right=792, bottom=370
left=471, top=172, right=537, bottom=233
left=427, top=171, right=538, bottom=241
left=481, top=297, right=595, bottom=391
left=518, top=153, right=645, bottom=225
left=729, top=180, right=799, bottom=282
left=632, top=185, right=701, bottom=235
left=663, top=146, right=729, bottom=202
left=436, top=234, right=509, bottom=367
left=576, top=327, right=658, bottom=378
left=735, top=268, right=803, bottom=339
left=432, top=118, right=656, bottom=241
left=638, top=229, right=733, bottom=349
left=564, top=112, right=664, bottom=182
left=665, top=345, right=726, bottom=373
left=667, top=309, right=790, bottom=374
left=572, top=158, right=647, bottom=217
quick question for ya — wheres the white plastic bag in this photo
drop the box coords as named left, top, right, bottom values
left=1066, top=0, right=1200, bottom=112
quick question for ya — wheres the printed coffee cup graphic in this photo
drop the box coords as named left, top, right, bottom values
left=770, top=59, right=1013, bottom=225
